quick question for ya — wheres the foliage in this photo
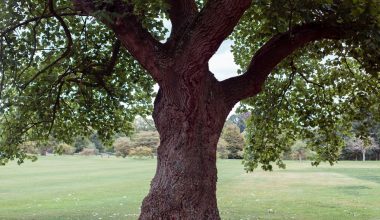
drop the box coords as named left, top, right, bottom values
left=79, top=147, right=99, bottom=156
left=112, top=131, right=159, bottom=157
left=217, top=138, right=229, bottom=159
left=0, top=0, right=379, bottom=172
left=344, top=136, right=378, bottom=161
left=130, top=131, right=159, bottom=152
left=227, top=113, right=249, bottom=133
left=289, top=140, right=315, bottom=161
left=0, top=0, right=162, bottom=164
left=134, top=117, right=156, bottom=132
left=221, top=123, right=245, bottom=159
left=113, top=137, right=133, bottom=157
left=19, top=141, right=39, bottom=155
left=129, top=146, right=154, bottom=158
left=89, top=132, right=104, bottom=153
left=55, top=143, right=75, bottom=155
left=233, top=1, right=380, bottom=171
left=73, top=136, right=94, bottom=153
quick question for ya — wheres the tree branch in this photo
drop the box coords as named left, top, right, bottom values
left=166, top=0, right=198, bottom=35
left=48, top=81, right=64, bottom=134
left=178, top=0, right=251, bottom=65
left=73, top=0, right=164, bottom=82
left=0, top=12, right=84, bottom=38
left=22, top=0, right=73, bottom=90
left=221, top=22, right=355, bottom=104
left=290, top=60, right=323, bottom=88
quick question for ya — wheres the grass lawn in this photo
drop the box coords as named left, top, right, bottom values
left=0, top=157, right=379, bottom=220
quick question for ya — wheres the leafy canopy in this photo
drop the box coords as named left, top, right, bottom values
left=0, top=0, right=379, bottom=169
left=0, top=0, right=168, bottom=164
left=232, top=0, right=380, bottom=170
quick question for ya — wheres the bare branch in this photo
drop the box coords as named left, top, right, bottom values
left=221, top=22, right=355, bottom=104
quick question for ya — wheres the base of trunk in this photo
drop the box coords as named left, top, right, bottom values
left=139, top=146, right=220, bottom=220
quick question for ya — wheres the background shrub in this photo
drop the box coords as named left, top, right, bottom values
left=79, top=148, right=99, bottom=156
left=129, top=146, right=154, bottom=158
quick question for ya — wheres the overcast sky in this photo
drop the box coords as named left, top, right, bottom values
left=209, top=40, right=239, bottom=81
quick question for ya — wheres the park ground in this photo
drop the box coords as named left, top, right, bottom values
left=0, top=157, right=379, bottom=220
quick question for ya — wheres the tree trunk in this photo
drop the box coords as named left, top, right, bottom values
left=362, top=150, right=366, bottom=162
left=139, top=69, right=232, bottom=219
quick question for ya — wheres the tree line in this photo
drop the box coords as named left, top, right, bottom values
left=17, top=114, right=380, bottom=162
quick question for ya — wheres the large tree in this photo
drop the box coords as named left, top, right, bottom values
left=1, top=0, right=379, bottom=219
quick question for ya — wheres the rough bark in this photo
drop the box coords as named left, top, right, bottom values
left=139, top=68, right=233, bottom=219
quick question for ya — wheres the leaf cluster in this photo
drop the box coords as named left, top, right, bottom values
left=232, top=0, right=380, bottom=171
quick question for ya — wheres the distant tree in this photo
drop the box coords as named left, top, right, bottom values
left=89, top=132, right=104, bottom=153
left=113, top=137, right=134, bottom=158
left=216, top=138, right=229, bottom=159
left=73, top=136, right=94, bottom=153
left=19, top=141, right=39, bottom=155
left=112, top=131, right=159, bottom=157
left=55, top=143, right=75, bottom=155
left=370, top=123, right=380, bottom=160
left=290, top=140, right=313, bottom=162
left=131, top=131, right=160, bottom=153
left=129, top=146, right=154, bottom=158
left=79, top=148, right=99, bottom=156
left=227, top=114, right=248, bottom=133
left=346, top=137, right=378, bottom=161
left=36, top=136, right=58, bottom=156
left=134, top=117, right=156, bottom=132
left=222, top=123, right=245, bottom=159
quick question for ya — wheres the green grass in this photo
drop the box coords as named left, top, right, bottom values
left=0, top=157, right=379, bottom=220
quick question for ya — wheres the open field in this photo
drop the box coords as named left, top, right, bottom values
left=0, top=157, right=379, bottom=220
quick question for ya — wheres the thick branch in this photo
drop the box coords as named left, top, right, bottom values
left=222, top=23, right=354, bottom=104
left=179, top=0, right=251, bottom=65
left=73, top=0, right=164, bottom=81
left=166, top=0, right=198, bottom=35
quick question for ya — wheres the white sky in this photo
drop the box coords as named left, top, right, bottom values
left=209, top=40, right=239, bottom=81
